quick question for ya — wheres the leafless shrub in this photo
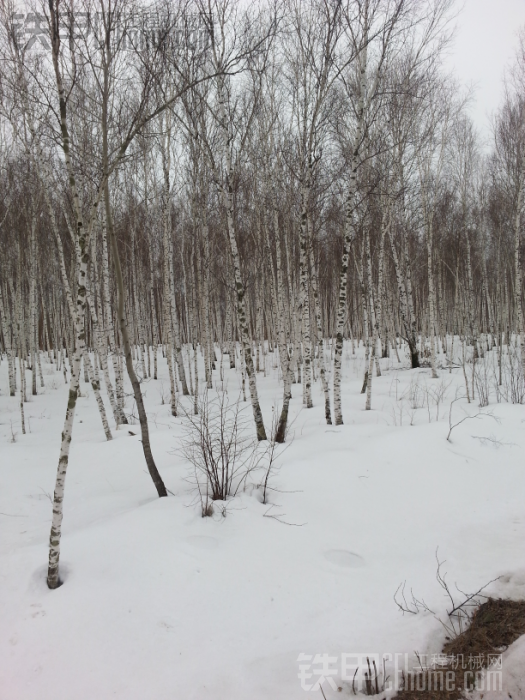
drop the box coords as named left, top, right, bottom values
left=260, top=436, right=279, bottom=505
left=406, top=375, right=425, bottom=410
left=198, top=485, right=214, bottom=518
left=39, top=486, right=53, bottom=504
left=349, top=656, right=387, bottom=696
left=389, top=401, right=406, bottom=426
left=391, top=376, right=426, bottom=427
left=257, top=408, right=291, bottom=504
left=157, top=380, right=168, bottom=405
left=126, top=400, right=139, bottom=425
left=180, top=388, right=266, bottom=509
left=434, top=552, right=500, bottom=639
left=394, top=550, right=500, bottom=640
left=425, top=378, right=452, bottom=422
left=472, top=433, right=516, bottom=449
left=501, top=340, right=524, bottom=404
left=446, top=394, right=500, bottom=442
left=473, top=354, right=493, bottom=407
left=459, top=338, right=472, bottom=403
left=394, top=580, right=435, bottom=615
left=262, top=503, right=306, bottom=526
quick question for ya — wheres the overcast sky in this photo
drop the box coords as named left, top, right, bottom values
left=446, top=0, right=525, bottom=143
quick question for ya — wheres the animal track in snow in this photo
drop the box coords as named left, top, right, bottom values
left=324, top=549, right=365, bottom=568
left=186, top=535, right=218, bottom=550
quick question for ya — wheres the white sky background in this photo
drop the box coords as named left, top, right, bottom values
left=445, top=0, right=525, bottom=144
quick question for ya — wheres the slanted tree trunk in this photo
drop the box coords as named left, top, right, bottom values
left=105, top=183, right=167, bottom=498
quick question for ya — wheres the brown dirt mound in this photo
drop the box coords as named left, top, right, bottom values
left=393, top=597, right=525, bottom=700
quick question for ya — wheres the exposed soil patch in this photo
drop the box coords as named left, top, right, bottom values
left=393, top=598, right=525, bottom=699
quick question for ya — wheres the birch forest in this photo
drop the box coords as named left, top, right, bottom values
left=1, top=1, right=525, bottom=696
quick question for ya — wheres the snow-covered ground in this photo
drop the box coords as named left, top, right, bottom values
left=1, top=344, right=524, bottom=699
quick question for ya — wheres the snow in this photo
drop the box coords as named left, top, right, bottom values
left=0, top=345, right=524, bottom=699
